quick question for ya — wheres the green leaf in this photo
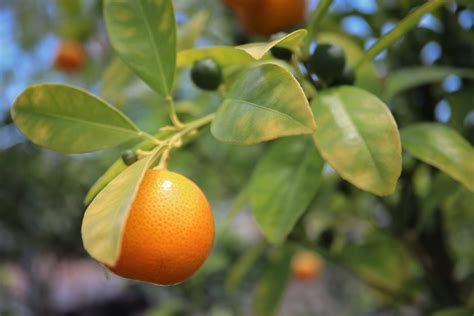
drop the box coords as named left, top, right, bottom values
left=431, top=307, right=474, bottom=316
left=447, top=86, right=474, bottom=131
left=401, top=123, right=474, bottom=191
left=104, top=0, right=177, bottom=97
left=81, top=151, right=157, bottom=266
left=211, top=64, right=316, bottom=145
left=341, top=232, right=411, bottom=293
left=356, top=0, right=447, bottom=68
left=84, top=131, right=173, bottom=205
left=316, top=32, right=382, bottom=96
left=311, top=86, right=401, bottom=196
left=253, top=247, right=295, bottom=316
left=249, top=137, right=324, bottom=244
left=225, top=244, right=263, bottom=291
left=383, top=67, right=474, bottom=100
left=177, top=46, right=254, bottom=68
left=236, top=29, right=307, bottom=60
left=177, top=10, right=209, bottom=51
left=101, top=57, right=133, bottom=107
left=84, top=159, right=127, bottom=206
left=11, top=84, right=143, bottom=153
left=417, top=173, right=458, bottom=232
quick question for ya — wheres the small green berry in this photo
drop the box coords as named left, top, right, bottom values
left=191, top=58, right=223, bottom=91
left=333, top=67, right=355, bottom=86
left=122, top=150, right=138, bottom=166
left=309, top=43, right=346, bottom=84
left=270, top=46, right=293, bottom=61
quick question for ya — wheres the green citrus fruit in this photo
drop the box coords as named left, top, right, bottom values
left=191, top=58, right=223, bottom=91
left=121, top=150, right=138, bottom=166
left=309, top=43, right=346, bottom=84
left=270, top=46, right=293, bottom=61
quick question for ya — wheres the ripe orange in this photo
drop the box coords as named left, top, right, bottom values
left=291, top=250, right=323, bottom=281
left=109, top=169, right=214, bottom=285
left=223, top=0, right=306, bottom=36
left=54, top=41, right=86, bottom=72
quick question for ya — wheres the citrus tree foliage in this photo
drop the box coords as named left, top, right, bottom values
left=7, top=0, right=474, bottom=315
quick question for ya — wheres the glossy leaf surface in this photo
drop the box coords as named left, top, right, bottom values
left=401, top=123, right=474, bottom=191
left=211, top=64, right=316, bottom=145
left=312, top=86, right=401, bottom=196
left=12, top=84, right=142, bottom=153
left=104, top=0, right=176, bottom=96
left=249, top=137, right=324, bottom=244
left=82, top=152, right=156, bottom=266
left=237, top=29, right=307, bottom=60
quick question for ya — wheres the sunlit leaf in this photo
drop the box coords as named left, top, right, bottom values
left=12, top=84, right=143, bottom=153
left=84, top=131, right=173, bottom=205
left=236, top=29, right=307, bottom=60
left=81, top=151, right=157, bottom=266
left=177, top=46, right=254, bottom=68
left=401, top=123, right=474, bottom=191
left=249, top=137, right=324, bottom=244
left=211, top=64, right=316, bottom=145
left=104, top=0, right=176, bottom=97
left=311, top=86, right=401, bottom=196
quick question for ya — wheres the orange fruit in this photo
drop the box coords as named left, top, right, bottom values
left=54, top=41, right=86, bottom=72
left=109, top=169, right=214, bottom=285
left=291, top=250, right=323, bottom=281
left=223, top=0, right=306, bottom=36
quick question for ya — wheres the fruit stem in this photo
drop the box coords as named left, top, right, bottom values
left=153, top=113, right=216, bottom=170
left=156, top=147, right=170, bottom=170
left=166, top=96, right=184, bottom=129
left=138, top=131, right=165, bottom=145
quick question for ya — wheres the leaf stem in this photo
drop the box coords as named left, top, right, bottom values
left=166, top=96, right=184, bottom=129
left=304, top=0, right=333, bottom=53
left=355, top=0, right=447, bottom=69
left=138, top=131, right=164, bottom=145
left=153, top=113, right=216, bottom=169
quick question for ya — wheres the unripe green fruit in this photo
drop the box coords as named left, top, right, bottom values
left=309, top=43, right=346, bottom=84
left=333, top=67, right=355, bottom=86
left=190, top=58, right=223, bottom=91
left=270, top=46, right=293, bottom=61
left=122, top=150, right=138, bottom=166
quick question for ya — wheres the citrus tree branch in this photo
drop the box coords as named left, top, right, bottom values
left=166, top=96, right=184, bottom=128
left=304, top=0, right=333, bottom=52
left=153, top=113, right=216, bottom=169
left=355, top=0, right=447, bottom=69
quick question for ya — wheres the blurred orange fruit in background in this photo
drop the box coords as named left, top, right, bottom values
left=291, top=250, right=323, bottom=281
left=222, top=0, right=306, bottom=36
left=54, top=41, right=86, bottom=72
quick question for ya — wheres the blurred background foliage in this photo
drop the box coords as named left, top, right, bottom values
left=1, top=0, right=474, bottom=315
